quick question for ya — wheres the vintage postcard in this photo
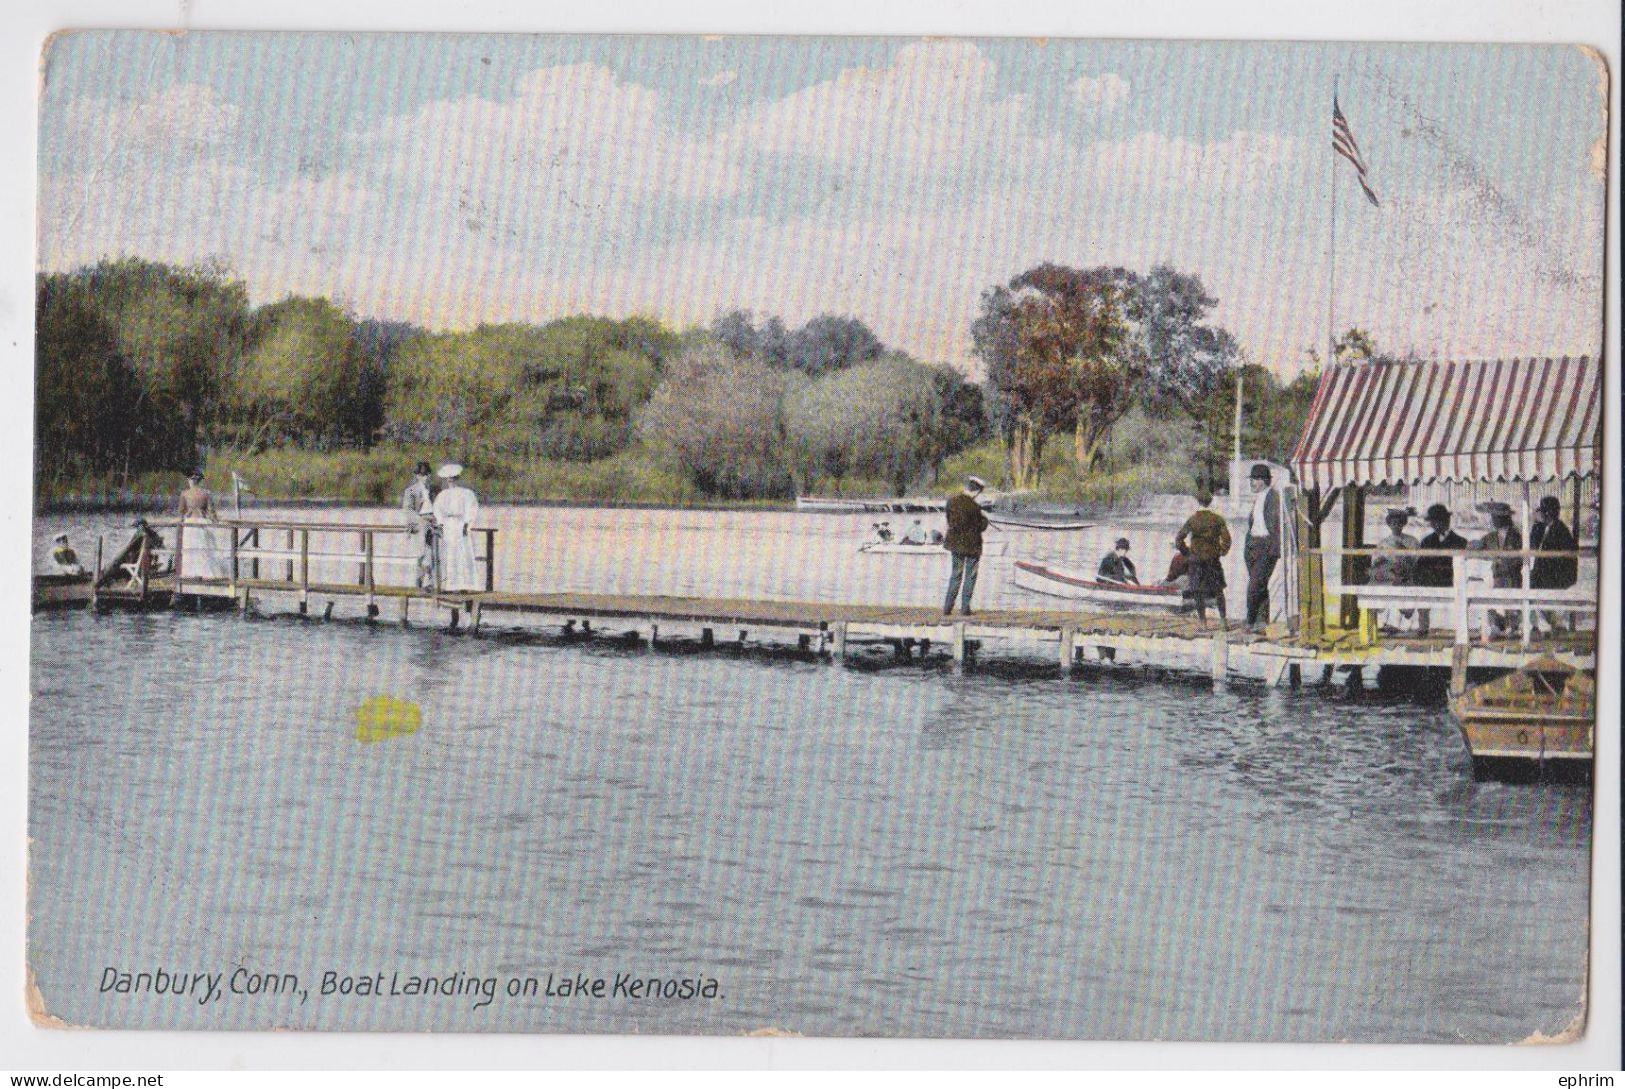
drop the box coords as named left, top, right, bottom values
left=26, top=29, right=1610, bottom=1045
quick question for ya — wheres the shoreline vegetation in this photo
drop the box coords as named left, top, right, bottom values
left=37, top=257, right=1342, bottom=516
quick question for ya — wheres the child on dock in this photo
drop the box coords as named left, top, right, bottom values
left=1174, top=489, right=1230, bottom=631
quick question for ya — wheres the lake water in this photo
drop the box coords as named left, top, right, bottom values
left=28, top=506, right=1592, bottom=1040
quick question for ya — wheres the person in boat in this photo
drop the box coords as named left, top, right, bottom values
left=943, top=476, right=990, bottom=616
left=1529, top=495, right=1578, bottom=632
left=1370, top=506, right=1419, bottom=633
left=120, top=517, right=169, bottom=584
left=1413, top=503, right=1467, bottom=636
left=1161, top=549, right=1190, bottom=591
left=900, top=518, right=930, bottom=545
left=431, top=463, right=482, bottom=593
left=1242, top=463, right=1282, bottom=633
left=1096, top=537, right=1139, bottom=585
left=1174, top=488, right=1230, bottom=630
left=401, top=460, right=437, bottom=590
left=1470, top=501, right=1523, bottom=638
left=49, top=533, right=85, bottom=575
left=877, top=521, right=894, bottom=542
left=176, top=468, right=234, bottom=579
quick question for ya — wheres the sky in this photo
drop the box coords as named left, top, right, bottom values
left=36, top=31, right=1608, bottom=376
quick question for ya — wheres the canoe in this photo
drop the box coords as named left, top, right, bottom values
left=1451, top=656, right=1592, bottom=779
left=1012, top=559, right=1187, bottom=608
left=859, top=541, right=1008, bottom=557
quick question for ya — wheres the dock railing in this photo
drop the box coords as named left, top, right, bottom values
left=147, top=518, right=498, bottom=604
left=1309, top=545, right=1597, bottom=647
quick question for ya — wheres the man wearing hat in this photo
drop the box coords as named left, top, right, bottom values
left=1242, top=463, right=1282, bottom=632
left=49, top=533, right=85, bottom=576
left=401, top=461, right=437, bottom=590
left=1530, top=495, right=1579, bottom=633
left=1470, top=501, right=1523, bottom=637
left=430, top=464, right=482, bottom=593
left=1414, top=503, right=1467, bottom=636
left=1174, top=488, right=1231, bottom=630
left=943, top=476, right=990, bottom=615
left=1096, top=537, right=1139, bottom=585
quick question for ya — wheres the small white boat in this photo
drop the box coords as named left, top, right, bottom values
left=797, top=495, right=994, bottom=514
left=1012, top=559, right=1186, bottom=608
left=859, top=540, right=1008, bottom=557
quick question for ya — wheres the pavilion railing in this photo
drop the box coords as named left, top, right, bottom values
left=1306, top=546, right=1597, bottom=647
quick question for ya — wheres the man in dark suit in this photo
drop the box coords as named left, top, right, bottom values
left=1414, top=503, right=1468, bottom=636
left=1242, top=463, right=1282, bottom=632
left=943, top=476, right=990, bottom=615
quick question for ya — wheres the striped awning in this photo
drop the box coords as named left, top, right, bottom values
left=1290, top=356, right=1601, bottom=490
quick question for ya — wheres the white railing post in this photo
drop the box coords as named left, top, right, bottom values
left=1452, top=556, right=1469, bottom=645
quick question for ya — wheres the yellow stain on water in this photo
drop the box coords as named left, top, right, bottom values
left=354, top=695, right=421, bottom=743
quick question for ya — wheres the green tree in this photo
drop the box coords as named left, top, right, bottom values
left=229, top=296, right=365, bottom=451
left=34, top=273, right=140, bottom=484
left=637, top=340, right=792, bottom=498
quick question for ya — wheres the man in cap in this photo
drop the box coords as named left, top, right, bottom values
left=49, top=533, right=85, bottom=575
left=401, top=461, right=437, bottom=589
left=943, top=476, right=990, bottom=615
left=1242, top=463, right=1282, bottom=632
left=430, top=464, right=482, bottom=593
left=1096, top=537, right=1139, bottom=585
left=1413, top=503, right=1467, bottom=636
left=1174, top=488, right=1231, bottom=630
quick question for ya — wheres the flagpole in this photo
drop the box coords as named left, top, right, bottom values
left=1328, top=73, right=1338, bottom=368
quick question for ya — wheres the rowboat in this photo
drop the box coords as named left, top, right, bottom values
left=1451, top=656, right=1592, bottom=780
left=1012, top=559, right=1187, bottom=609
left=859, top=540, right=1008, bottom=557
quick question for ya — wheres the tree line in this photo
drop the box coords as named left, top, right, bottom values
left=34, top=258, right=987, bottom=502
left=36, top=256, right=1346, bottom=505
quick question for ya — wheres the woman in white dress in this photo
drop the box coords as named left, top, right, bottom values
left=177, top=470, right=234, bottom=579
left=431, top=464, right=482, bottom=592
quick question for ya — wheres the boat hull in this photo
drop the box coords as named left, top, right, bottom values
left=1012, top=560, right=1187, bottom=609
left=859, top=541, right=1008, bottom=557
left=1450, top=656, right=1593, bottom=779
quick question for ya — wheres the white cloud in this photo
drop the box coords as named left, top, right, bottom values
left=700, top=70, right=738, bottom=87
left=1070, top=72, right=1130, bottom=112
left=36, top=42, right=1603, bottom=373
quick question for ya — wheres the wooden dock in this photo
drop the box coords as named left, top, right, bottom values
left=42, top=515, right=1596, bottom=691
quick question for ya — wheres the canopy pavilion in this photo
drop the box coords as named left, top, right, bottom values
left=1287, top=354, right=1601, bottom=650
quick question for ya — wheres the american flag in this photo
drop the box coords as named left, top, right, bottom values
left=1332, top=97, right=1380, bottom=207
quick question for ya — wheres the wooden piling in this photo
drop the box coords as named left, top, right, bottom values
left=90, top=537, right=102, bottom=610
left=1209, top=632, right=1228, bottom=682
left=832, top=621, right=848, bottom=661
left=1058, top=627, right=1075, bottom=671
left=700, top=626, right=714, bottom=648
left=952, top=623, right=967, bottom=671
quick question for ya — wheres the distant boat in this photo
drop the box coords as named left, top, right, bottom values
left=1012, top=559, right=1186, bottom=609
left=796, top=495, right=992, bottom=514
left=987, top=514, right=1095, bottom=531
left=1452, top=655, right=1592, bottom=780
left=859, top=540, right=1008, bottom=557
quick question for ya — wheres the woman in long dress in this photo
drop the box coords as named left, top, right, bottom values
left=431, top=464, right=482, bottom=592
left=178, top=470, right=234, bottom=579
